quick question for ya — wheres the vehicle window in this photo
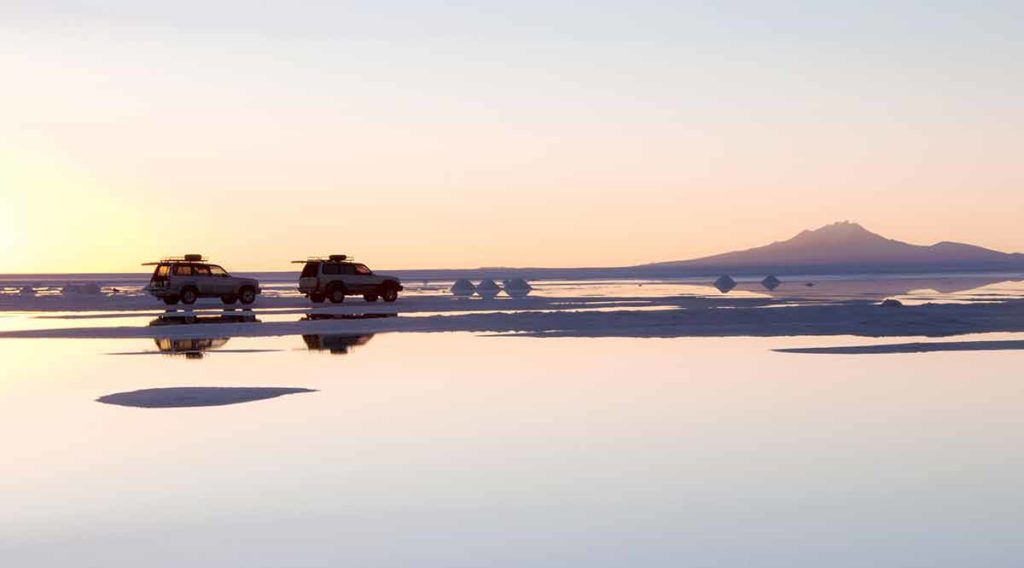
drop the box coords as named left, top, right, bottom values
left=354, top=264, right=372, bottom=275
left=341, top=264, right=357, bottom=275
left=193, top=265, right=212, bottom=276
left=209, top=265, right=229, bottom=277
left=153, top=265, right=170, bottom=279
left=323, top=263, right=340, bottom=275
left=173, top=265, right=193, bottom=276
left=300, top=262, right=319, bottom=278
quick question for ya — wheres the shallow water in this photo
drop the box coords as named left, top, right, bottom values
left=2, top=330, right=1023, bottom=567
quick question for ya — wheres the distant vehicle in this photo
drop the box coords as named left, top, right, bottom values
left=144, top=254, right=261, bottom=306
left=295, top=255, right=402, bottom=303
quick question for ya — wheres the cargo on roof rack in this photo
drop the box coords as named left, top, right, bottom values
left=290, top=255, right=353, bottom=264
left=141, top=254, right=208, bottom=266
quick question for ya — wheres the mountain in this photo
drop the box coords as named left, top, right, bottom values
left=640, top=221, right=1024, bottom=276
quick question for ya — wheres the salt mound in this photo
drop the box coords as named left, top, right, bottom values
left=503, top=278, right=532, bottom=298
left=450, top=279, right=477, bottom=297
left=713, top=275, right=736, bottom=293
left=476, top=279, right=501, bottom=299
left=761, top=275, right=781, bottom=291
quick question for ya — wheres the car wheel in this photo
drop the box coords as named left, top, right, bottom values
left=180, top=287, right=198, bottom=305
left=221, top=295, right=237, bottom=305
left=327, top=285, right=345, bottom=304
left=310, top=293, right=325, bottom=303
left=363, top=294, right=379, bottom=302
left=239, top=287, right=256, bottom=305
left=381, top=284, right=399, bottom=302
left=163, top=296, right=180, bottom=306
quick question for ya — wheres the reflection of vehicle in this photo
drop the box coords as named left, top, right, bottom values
left=295, top=255, right=402, bottom=304
left=150, top=309, right=259, bottom=326
left=302, top=334, right=374, bottom=354
left=154, top=337, right=229, bottom=359
left=144, top=254, right=261, bottom=306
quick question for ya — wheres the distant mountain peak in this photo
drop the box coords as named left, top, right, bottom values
left=642, top=221, right=1022, bottom=275
left=793, top=221, right=879, bottom=241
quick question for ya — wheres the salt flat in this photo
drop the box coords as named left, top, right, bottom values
left=2, top=330, right=1024, bottom=567
left=3, top=276, right=1024, bottom=567
left=2, top=275, right=1024, bottom=342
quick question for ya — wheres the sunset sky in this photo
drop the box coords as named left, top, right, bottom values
left=2, top=1, right=1022, bottom=273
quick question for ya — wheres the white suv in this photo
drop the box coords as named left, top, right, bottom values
left=145, top=255, right=261, bottom=305
left=296, top=255, right=402, bottom=303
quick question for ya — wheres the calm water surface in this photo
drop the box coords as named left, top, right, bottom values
left=1, top=331, right=1022, bottom=567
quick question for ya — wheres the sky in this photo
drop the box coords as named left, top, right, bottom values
left=1, top=0, right=1022, bottom=273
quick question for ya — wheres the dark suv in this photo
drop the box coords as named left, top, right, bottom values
left=145, top=255, right=261, bottom=305
left=296, top=255, right=402, bottom=303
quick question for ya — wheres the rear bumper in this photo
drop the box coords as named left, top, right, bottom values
left=146, top=285, right=171, bottom=298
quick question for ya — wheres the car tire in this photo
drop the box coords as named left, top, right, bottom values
left=239, top=287, right=256, bottom=305
left=363, top=294, right=379, bottom=302
left=221, top=295, right=237, bottom=305
left=163, top=296, right=180, bottom=306
left=180, top=287, right=198, bottom=305
left=381, top=283, right=399, bottom=303
left=310, top=293, right=325, bottom=303
left=327, top=285, right=345, bottom=304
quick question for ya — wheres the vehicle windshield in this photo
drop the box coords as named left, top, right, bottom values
left=354, top=264, right=372, bottom=275
left=209, top=265, right=229, bottom=277
left=301, top=262, right=319, bottom=278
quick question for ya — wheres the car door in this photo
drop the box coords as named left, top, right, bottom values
left=191, top=265, right=215, bottom=295
left=349, top=263, right=378, bottom=292
left=171, top=264, right=195, bottom=293
left=208, top=265, right=234, bottom=295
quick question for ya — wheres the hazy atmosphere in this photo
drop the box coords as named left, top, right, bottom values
left=3, top=0, right=1022, bottom=272
left=4, top=3, right=1024, bottom=568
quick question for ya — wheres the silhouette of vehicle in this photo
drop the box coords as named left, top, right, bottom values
left=302, top=333, right=374, bottom=354
left=150, top=310, right=259, bottom=326
left=295, top=255, right=403, bottom=303
left=154, top=337, right=229, bottom=359
left=144, top=254, right=261, bottom=306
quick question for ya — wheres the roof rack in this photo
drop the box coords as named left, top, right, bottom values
left=290, top=254, right=354, bottom=264
left=142, top=254, right=207, bottom=266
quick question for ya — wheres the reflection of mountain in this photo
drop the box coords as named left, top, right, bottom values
left=154, top=337, right=229, bottom=359
left=645, top=222, right=1024, bottom=276
left=97, top=387, right=315, bottom=408
left=303, top=334, right=374, bottom=354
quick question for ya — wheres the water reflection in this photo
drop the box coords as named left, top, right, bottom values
left=303, top=334, right=374, bottom=354
left=777, top=339, right=1024, bottom=355
left=150, top=309, right=259, bottom=326
left=301, top=312, right=397, bottom=321
left=96, top=387, right=315, bottom=408
left=156, top=337, right=229, bottom=359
